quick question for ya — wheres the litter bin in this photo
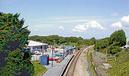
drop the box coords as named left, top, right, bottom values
left=40, top=55, right=49, bottom=65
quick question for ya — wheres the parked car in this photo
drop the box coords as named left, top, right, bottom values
left=49, top=56, right=59, bottom=61
left=34, top=51, right=41, bottom=55
left=54, top=53, right=62, bottom=56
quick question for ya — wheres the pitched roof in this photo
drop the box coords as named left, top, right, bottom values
left=27, top=40, right=48, bottom=46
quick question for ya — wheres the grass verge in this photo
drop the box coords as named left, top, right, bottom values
left=107, top=51, right=129, bottom=76
left=31, top=61, right=47, bottom=76
left=84, top=46, right=96, bottom=76
left=88, top=52, right=96, bottom=76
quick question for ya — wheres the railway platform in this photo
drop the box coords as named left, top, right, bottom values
left=42, top=55, right=74, bottom=76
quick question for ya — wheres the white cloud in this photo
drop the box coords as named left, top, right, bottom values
left=111, top=15, right=129, bottom=28
left=121, top=15, right=129, bottom=28
left=86, top=21, right=105, bottom=30
left=110, top=12, right=119, bottom=17
left=72, top=21, right=106, bottom=32
left=72, top=24, right=87, bottom=32
left=111, top=22, right=122, bottom=27
left=58, top=26, right=64, bottom=30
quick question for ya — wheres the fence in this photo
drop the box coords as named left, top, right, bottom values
left=30, top=50, right=69, bottom=62
left=92, top=51, right=115, bottom=58
left=88, top=51, right=116, bottom=76
left=31, top=49, right=45, bottom=53
left=92, top=51, right=106, bottom=58
left=87, top=49, right=100, bottom=76
left=30, top=47, right=76, bottom=62
left=87, top=49, right=94, bottom=76
left=30, top=55, right=42, bottom=61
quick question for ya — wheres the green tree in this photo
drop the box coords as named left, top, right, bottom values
left=1, top=48, right=33, bottom=76
left=0, top=12, right=33, bottom=76
left=105, top=42, right=121, bottom=54
left=78, top=37, right=83, bottom=40
left=28, top=35, right=82, bottom=45
left=94, top=37, right=109, bottom=51
left=90, top=37, right=96, bottom=45
left=59, top=37, right=66, bottom=44
left=110, top=46, right=121, bottom=54
left=109, top=30, right=126, bottom=47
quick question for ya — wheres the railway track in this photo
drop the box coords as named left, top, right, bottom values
left=64, top=47, right=86, bottom=76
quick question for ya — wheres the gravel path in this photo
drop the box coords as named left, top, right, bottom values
left=73, top=50, right=89, bottom=76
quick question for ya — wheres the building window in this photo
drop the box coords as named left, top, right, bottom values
left=41, top=46, right=42, bottom=49
left=127, top=41, right=129, bottom=45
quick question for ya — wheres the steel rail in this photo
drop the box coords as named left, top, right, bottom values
left=65, top=47, right=85, bottom=76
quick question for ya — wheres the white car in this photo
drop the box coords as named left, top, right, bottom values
left=35, top=51, right=41, bottom=55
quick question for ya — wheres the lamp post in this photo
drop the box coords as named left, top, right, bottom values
left=43, top=41, right=44, bottom=53
left=51, top=45, right=54, bottom=67
left=63, top=45, right=64, bottom=59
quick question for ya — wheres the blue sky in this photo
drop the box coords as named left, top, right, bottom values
left=1, top=0, right=129, bottom=39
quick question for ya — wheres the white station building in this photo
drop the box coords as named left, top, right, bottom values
left=27, top=40, right=48, bottom=53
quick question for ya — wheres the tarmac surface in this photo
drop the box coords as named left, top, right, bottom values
left=92, top=54, right=107, bottom=76
left=43, top=55, right=73, bottom=76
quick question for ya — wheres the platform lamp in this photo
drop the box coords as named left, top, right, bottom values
left=51, top=45, right=54, bottom=67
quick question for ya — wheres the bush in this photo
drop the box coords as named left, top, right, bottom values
left=125, top=48, right=129, bottom=52
left=110, top=46, right=121, bottom=54
left=115, top=52, right=121, bottom=57
left=77, top=46, right=80, bottom=50
left=108, top=51, right=129, bottom=76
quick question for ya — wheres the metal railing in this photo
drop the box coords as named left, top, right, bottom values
left=30, top=55, right=42, bottom=61
left=92, top=51, right=106, bottom=58
left=92, top=51, right=115, bottom=58
left=31, top=49, right=45, bottom=53
left=87, top=49, right=100, bottom=76
left=58, top=51, right=70, bottom=62
left=87, top=49, right=94, bottom=76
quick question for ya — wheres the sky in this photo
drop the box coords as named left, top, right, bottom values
left=1, top=0, right=129, bottom=39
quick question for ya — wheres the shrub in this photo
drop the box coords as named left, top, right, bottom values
left=110, top=46, right=121, bottom=54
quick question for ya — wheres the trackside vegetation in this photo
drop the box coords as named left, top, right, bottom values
left=94, top=29, right=128, bottom=76
left=94, top=30, right=126, bottom=54
left=107, top=51, right=129, bottom=76
left=87, top=47, right=96, bottom=76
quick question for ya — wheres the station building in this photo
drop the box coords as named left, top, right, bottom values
left=27, top=40, right=48, bottom=53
